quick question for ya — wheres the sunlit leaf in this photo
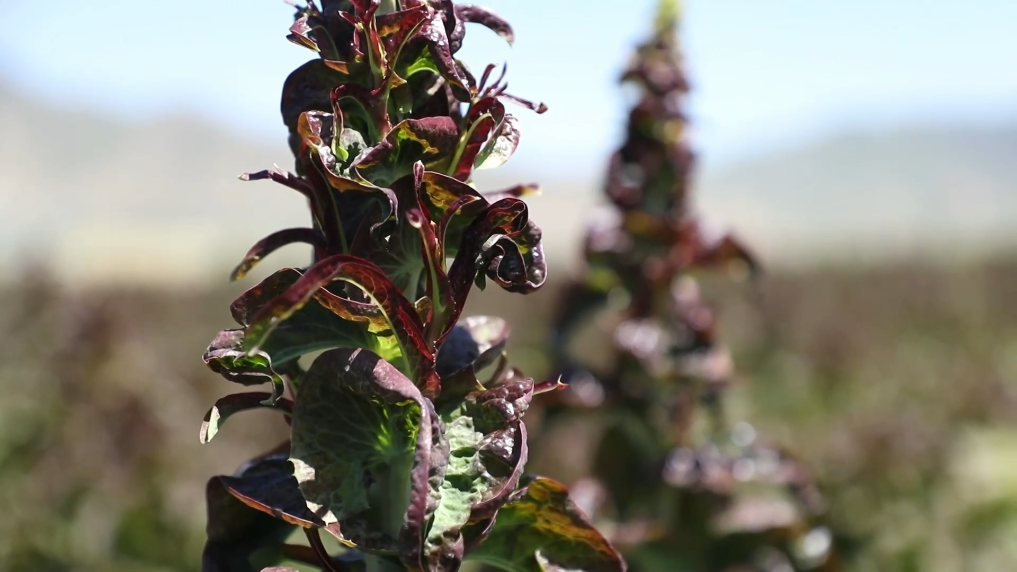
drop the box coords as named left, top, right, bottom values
left=289, top=348, right=436, bottom=552
left=466, top=477, right=626, bottom=572
left=244, top=256, right=438, bottom=394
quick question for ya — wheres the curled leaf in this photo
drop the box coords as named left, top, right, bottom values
left=200, top=392, right=293, bottom=444
left=456, top=4, right=515, bottom=45
left=230, top=228, right=327, bottom=282
left=203, top=329, right=286, bottom=399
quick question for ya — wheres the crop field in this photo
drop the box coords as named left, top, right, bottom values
left=1, top=258, right=1014, bottom=572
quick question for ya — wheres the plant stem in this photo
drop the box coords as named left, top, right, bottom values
left=304, top=528, right=343, bottom=572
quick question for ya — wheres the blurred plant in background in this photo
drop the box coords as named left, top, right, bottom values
left=533, top=2, right=838, bottom=570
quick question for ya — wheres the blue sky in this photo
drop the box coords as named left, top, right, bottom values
left=1, top=0, right=1015, bottom=172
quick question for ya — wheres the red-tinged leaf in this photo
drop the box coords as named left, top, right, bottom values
left=323, top=59, right=350, bottom=74
left=231, top=270, right=302, bottom=327
left=401, top=164, right=457, bottom=343
left=499, top=92, right=548, bottom=114
left=413, top=11, right=470, bottom=100
left=437, top=194, right=483, bottom=260
left=297, top=110, right=340, bottom=163
left=230, top=228, right=327, bottom=281
left=296, top=109, right=398, bottom=249
left=452, top=98, right=503, bottom=180
left=281, top=60, right=348, bottom=134
left=420, top=170, right=487, bottom=215
left=288, top=14, right=317, bottom=51
left=202, top=476, right=293, bottom=572
left=533, top=378, right=568, bottom=395
left=456, top=4, right=514, bottom=45
left=354, top=117, right=460, bottom=186
left=231, top=269, right=389, bottom=367
left=313, top=286, right=389, bottom=334
left=365, top=16, right=389, bottom=79
left=238, top=164, right=338, bottom=250
left=240, top=167, right=314, bottom=202
left=481, top=183, right=540, bottom=202
left=445, top=198, right=528, bottom=317
left=418, top=171, right=491, bottom=259
left=465, top=478, right=626, bottom=572
left=400, top=386, right=449, bottom=571
left=347, top=170, right=430, bottom=299
left=287, top=9, right=341, bottom=60
left=482, top=220, right=547, bottom=294
left=200, top=392, right=293, bottom=444
left=349, top=0, right=380, bottom=18
left=246, top=255, right=439, bottom=395
left=408, top=206, right=456, bottom=345
left=376, top=6, right=430, bottom=69
left=332, top=83, right=391, bottom=140
left=221, top=456, right=337, bottom=533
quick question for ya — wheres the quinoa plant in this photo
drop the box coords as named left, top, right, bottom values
left=197, top=3, right=625, bottom=572
left=542, top=2, right=838, bottom=570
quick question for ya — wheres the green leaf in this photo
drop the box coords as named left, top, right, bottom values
left=420, top=380, right=533, bottom=572
left=466, top=478, right=626, bottom=572
left=289, top=348, right=435, bottom=553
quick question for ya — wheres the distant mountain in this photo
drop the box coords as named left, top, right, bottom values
left=697, top=127, right=1017, bottom=265
left=1, top=83, right=1014, bottom=284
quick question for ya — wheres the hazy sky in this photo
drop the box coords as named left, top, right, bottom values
left=1, top=0, right=1015, bottom=171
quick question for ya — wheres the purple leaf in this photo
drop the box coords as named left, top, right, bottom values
left=456, top=4, right=515, bottom=45
left=199, top=392, right=293, bottom=444
left=246, top=255, right=440, bottom=396
left=230, top=228, right=327, bottom=282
